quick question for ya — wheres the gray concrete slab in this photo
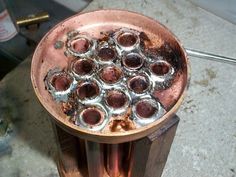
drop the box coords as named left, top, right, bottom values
left=0, top=0, right=235, bottom=177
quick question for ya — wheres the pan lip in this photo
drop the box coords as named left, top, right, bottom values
left=31, top=9, right=190, bottom=143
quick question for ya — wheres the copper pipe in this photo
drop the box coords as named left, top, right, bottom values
left=107, top=144, right=123, bottom=177
left=85, top=141, right=104, bottom=177
left=106, top=143, right=133, bottom=177
left=125, top=143, right=133, bottom=177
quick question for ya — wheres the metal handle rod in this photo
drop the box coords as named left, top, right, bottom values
left=185, top=48, right=236, bottom=65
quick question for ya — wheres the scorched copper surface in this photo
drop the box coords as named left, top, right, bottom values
left=31, top=10, right=189, bottom=143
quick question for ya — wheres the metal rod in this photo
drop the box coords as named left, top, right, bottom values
left=16, top=12, right=50, bottom=27
left=85, top=141, right=104, bottom=177
left=185, top=48, right=236, bottom=65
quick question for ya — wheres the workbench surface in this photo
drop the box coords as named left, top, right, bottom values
left=0, top=0, right=235, bottom=176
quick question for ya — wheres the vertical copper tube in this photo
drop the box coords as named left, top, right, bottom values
left=77, top=139, right=88, bottom=176
left=107, top=144, right=123, bottom=177
left=124, top=143, right=133, bottom=177
left=52, top=123, right=80, bottom=173
left=107, top=143, right=133, bottom=177
left=85, top=141, right=104, bottom=177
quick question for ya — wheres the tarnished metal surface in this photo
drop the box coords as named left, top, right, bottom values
left=31, top=10, right=189, bottom=143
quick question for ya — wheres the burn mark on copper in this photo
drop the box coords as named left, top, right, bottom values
left=72, top=59, right=95, bottom=76
left=67, top=30, right=79, bottom=39
left=43, top=27, right=184, bottom=131
left=139, top=32, right=150, bottom=42
left=117, top=32, right=138, bottom=47
left=99, top=29, right=117, bottom=42
left=50, top=73, right=72, bottom=91
left=62, top=99, right=78, bottom=116
left=98, top=47, right=116, bottom=61
left=99, top=65, right=123, bottom=84
left=98, top=35, right=110, bottom=42
left=139, top=31, right=153, bottom=49
left=122, top=53, right=144, bottom=70
left=135, top=100, right=157, bottom=118
left=146, top=42, right=182, bottom=71
left=109, top=119, right=135, bottom=132
left=106, top=90, right=128, bottom=109
left=76, top=81, right=99, bottom=100
left=128, top=75, right=149, bottom=94
left=157, top=43, right=176, bottom=61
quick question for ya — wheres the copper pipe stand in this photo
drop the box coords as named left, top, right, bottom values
left=54, top=115, right=179, bottom=177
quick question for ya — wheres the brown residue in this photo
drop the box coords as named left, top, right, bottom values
left=182, top=96, right=198, bottom=114
left=61, top=99, right=78, bottom=116
left=205, top=68, right=217, bottom=80
left=194, top=79, right=209, bottom=87
left=109, top=119, right=135, bottom=132
left=194, top=68, right=217, bottom=87
left=208, top=87, right=217, bottom=93
left=139, top=31, right=153, bottom=49
left=108, top=108, right=135, bottom=132
left=156, top=43, right=176, bottom=61
left=98, top=47, right=116, bottom=61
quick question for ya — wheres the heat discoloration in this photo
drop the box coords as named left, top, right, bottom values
left=32, top=10, right=189, bottom=138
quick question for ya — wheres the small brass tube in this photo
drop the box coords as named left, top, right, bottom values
left=16, top=12, right=49, bottom=27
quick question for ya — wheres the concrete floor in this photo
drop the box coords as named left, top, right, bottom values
left=0, top=0, right=236, bottom=177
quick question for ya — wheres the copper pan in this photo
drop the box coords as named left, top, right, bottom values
left=31, top=9, right=190, bottom=144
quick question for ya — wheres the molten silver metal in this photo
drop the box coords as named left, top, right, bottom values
left=132, top=96, right=165, bottom=126
left=76, top=79, right=103, bottom=105
left=44, top=68, right=77, bottom=102
left=113, top=29, right=140, bottom=53
left=66, top=32, right=96, bottom=58
left=96, top=41, right=118, bottom=65
left=75, top=104, right=108, bottom=131
left=104, top=87, right=131, bottom=115
left=148, top=60, right=175, bottom=88
left=69, top=58, right=98, bottom=80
